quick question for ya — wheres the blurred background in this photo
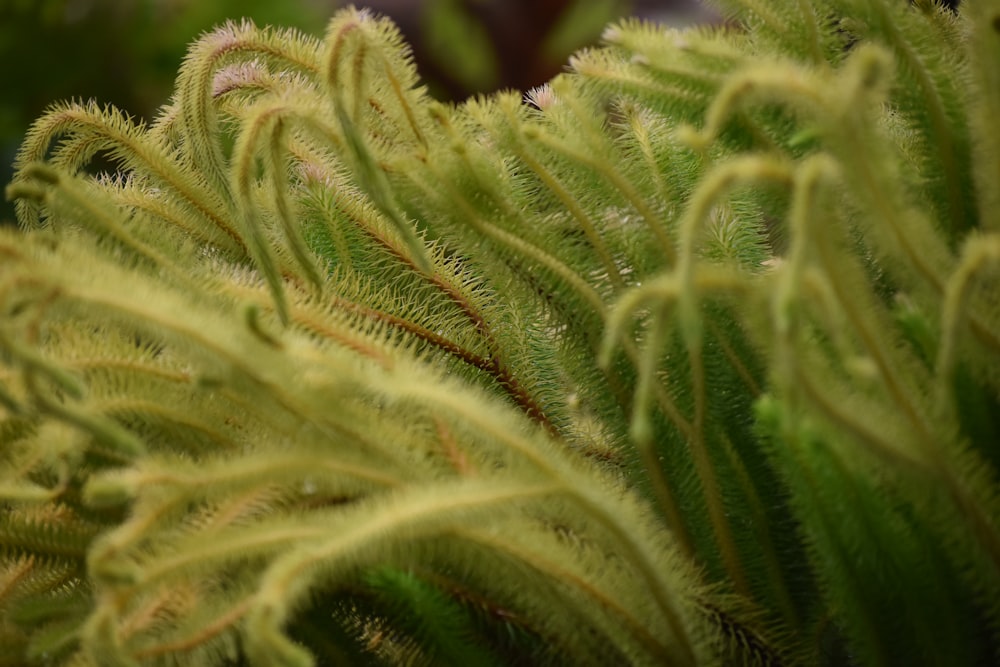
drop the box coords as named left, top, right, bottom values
left=0, top=0, right=717, bottom=224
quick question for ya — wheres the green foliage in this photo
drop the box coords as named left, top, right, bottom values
left=2, top=1, right=999, bottom=665
left=0, top=0, right=329, bottom=225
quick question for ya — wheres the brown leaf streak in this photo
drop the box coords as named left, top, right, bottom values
left=434, top=416, right=475, bottom=476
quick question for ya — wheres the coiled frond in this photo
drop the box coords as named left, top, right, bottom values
left=2, top=2, right=998, bottom=665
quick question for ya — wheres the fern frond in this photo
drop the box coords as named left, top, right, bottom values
left=3, top=3, right=999, bottom=665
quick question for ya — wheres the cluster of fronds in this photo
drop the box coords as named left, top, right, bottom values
left=2, top=1, right=999, bottom=665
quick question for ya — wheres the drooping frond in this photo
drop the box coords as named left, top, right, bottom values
left=2, top=2, right=998, bottom=665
